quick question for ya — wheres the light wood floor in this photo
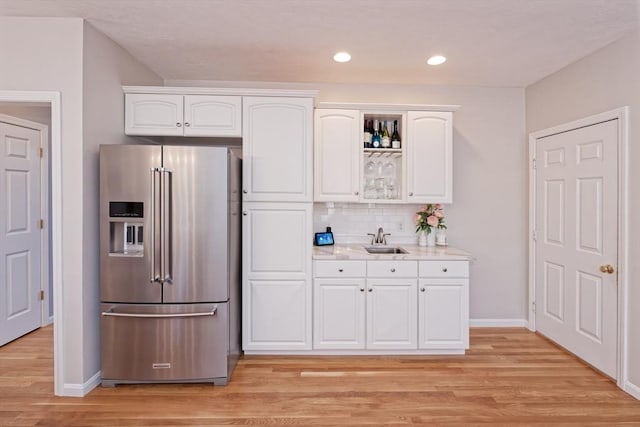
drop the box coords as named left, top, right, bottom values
left=1, top=326, right=639, bottom=426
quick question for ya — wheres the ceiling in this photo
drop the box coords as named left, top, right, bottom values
left=1, top=0, right=638, bottom=87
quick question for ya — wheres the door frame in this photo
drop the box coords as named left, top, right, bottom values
left=528, top=107, right=629, bottom=389
left=0, top=91, right=63, bottom=396
left=0, top=113, right=50, bottom=327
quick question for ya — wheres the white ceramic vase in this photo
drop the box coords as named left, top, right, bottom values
left=418, top=230, right=427, bottom=247
left=426, top=230, right=436, bottom=247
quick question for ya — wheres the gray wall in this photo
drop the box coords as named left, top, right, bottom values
left=0, top=16, right=86, bottom=386
left=81, top=22, right=163, bottom=381
left=0, top=16, right=161, bottom=391
left=525, top=30, right=640, bottom=391
left=169, top=79, right=528, bottom=322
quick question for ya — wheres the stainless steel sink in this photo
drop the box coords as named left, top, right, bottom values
left=364, top=246, right=408, bottom=254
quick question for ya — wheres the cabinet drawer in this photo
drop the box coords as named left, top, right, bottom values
left=419, top=261, right=469, bottom=277
left=367, top=261, right=417, bottom=277
left=314, top=261, right=366, bottom=278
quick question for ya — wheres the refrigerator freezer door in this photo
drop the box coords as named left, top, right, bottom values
left=100, top=145, right=162, bottom=303
left=161, top=146, right=231, bottom=303
left=100, top=303, right=230, bottom=384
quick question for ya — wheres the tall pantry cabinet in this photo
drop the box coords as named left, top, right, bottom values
left=242, top=96, right=315, bottom=352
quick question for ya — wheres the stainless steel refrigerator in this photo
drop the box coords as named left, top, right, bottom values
left=99, top=145, right=241, bottom=386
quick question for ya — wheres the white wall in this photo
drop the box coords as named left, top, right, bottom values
left=170, top=79, right=528, bottom=322
left=525, top=30, right=640, bottom=391
left=81, top=22, right=162, bottom=381
left=0, top=16, right=161, bottom=393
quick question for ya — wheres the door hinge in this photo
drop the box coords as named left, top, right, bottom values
left=38, top=290, right=45, bottom=301
left=39, top=147, right=44, bottom=158
left=532, top=302, right=536, bottom=314
left=532, top=230, right=537, bottom=241
left=532, top=158, right=537, bottom=170
left=39, top=219, right=44, bottom=229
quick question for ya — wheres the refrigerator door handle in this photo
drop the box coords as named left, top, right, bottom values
left=101, top=306, right=218, bottom=318
left=160, top=168, right=173, bottom=284
left=150, top=168, right=161, bottom=283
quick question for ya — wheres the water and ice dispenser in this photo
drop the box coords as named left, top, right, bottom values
left=108, top=201, right=144, bottom=256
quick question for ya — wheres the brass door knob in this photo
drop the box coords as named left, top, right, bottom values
left=600, top=264, right=615, bottom=274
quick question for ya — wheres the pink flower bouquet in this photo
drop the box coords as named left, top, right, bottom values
left=415, top=204, right=446, bottom=234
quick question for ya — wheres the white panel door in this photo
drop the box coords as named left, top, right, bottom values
left=183, top=95, right=242, bottom=137
left=124, top=93, right=184, bottom=136
left=406, top=111, right=452, bottom=203
left=313, top=278, right=366, bottom=349
left=313, top=109, right=360, bottom=202
left=535, top=119, right=618, bottom=377
left=0, top=122, right=42, bottom=346
left=242, top=97, right=313, bottom=202
left=366, top=279, right=417, bottom=350
left=418, top=279, right=469, bottom=350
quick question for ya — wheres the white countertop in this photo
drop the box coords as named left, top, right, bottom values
left=313, top=244, right=472, bottom=261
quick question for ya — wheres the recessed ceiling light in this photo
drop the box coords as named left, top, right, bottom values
left=427, top=55, right=447, bottom=66
left=333, top=52, right=351, bottom=63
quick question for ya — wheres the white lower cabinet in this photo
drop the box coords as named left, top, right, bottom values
left=243, top=203, right=312, bottom=351
left=312, top=258, right=469, bottom=354
left=366, top=279, right=417, bottom=350
left=418, top=279, right=468, bottom=350
left=313, top=278, right=366, bottom=349
left=246, top=279, right=311, bottom=350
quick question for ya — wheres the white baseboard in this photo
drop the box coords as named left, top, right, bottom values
left=470, top=318, right=529, bottom=328
left=624, top=380, right=640, bottom=400
left=62, top=371, right=101, bottom=397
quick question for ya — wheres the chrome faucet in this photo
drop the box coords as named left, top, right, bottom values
left=368, top=227, right=391, bottom=245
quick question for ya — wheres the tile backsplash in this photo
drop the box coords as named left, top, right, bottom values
left=313, top=202, right=429, bottom=245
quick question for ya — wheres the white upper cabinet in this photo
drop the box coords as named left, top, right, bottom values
left=183, top=95, right=242, bottom=137
left=314, top=109, right=360, bottom=202
left=406, top=111, right=453, bottom=203
left=125, top=93, right=241, bottom=137
left=243, top=97, right=313, bottom=202
left=313, top=104, right=456, bottom=204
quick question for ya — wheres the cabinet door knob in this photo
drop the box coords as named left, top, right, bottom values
left=390, top=268, right=396, bottom=273
left=176, top=122, right=182, bottom=127
left=355, top=191, right=359, bottom=196
left=442, top=268, right=448, bottom=272
left=409, top=192, right=413, bottom=196
left=242, top=189, right=248, bottom=194
left=184, top=122, right=191, bottom=127
left=360, top=288, right=365, bottom=292
left=420, top=287, right=426, bottom=292
left=368, top=288, right=373, bottom=292
left=338, top=268, right=344, bottom=273
left=242, top=211, right=248, bottom=216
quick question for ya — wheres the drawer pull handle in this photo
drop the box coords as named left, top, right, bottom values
left=338, top=268, right=344, bottom=273
left=390, top=268, right=396, bottom=272
left=442, top=268, right=448, bottom=272
left=420, top=288, right=426, bottom=292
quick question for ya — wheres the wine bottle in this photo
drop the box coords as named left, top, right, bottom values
left=363, top=119, right=372, bottom=148
left=381, top=121, right=391, bottom=148
left=371, top=119, right=381, bottom=148
left=391, top=120, right=401, bottom=149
